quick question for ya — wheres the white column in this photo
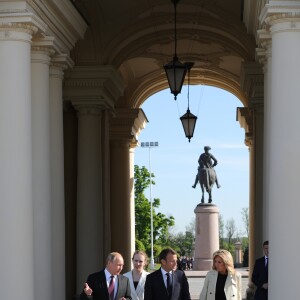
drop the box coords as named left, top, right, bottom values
left=31, top=47, right=52, bottom=300
left=75, top=105, right=104, bottom=294
left=267, top=20, right=300, bottom=300
left=260, top=39, right=272, bottom=243
left=49, top=60, right=69, bottom=299
left=0, top=26, right=35, bottom=300
left=129, top=146, right=136, bottom=266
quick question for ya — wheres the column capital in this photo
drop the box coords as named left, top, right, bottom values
left=256, top=28, right=272, bottom=67
left=237, top=107, right=253, bottom=147
left=31, top=45, right=53, bottom=66
left=50, top=55, right=74, bottom=82
left=240, top=62, right=264, bottom=106
left=0, top=0, right=87, bottom=54
left=0, top=2, right=47, bottom=34
left=0, top=22, right=38, bottom=42
left=73, top=104, right=104, bottom=116
left=51, top=54, right=74, bottom=70
left=64, top=65, right=125, bottom=111
left=32, top=36, right=55, bottom=56
left=260, top=2, right=300, bottom=28
left=110, top=108, right=148, bottom=144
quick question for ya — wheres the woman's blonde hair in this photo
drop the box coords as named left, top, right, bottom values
left=212, top=249, right=235, bottom=274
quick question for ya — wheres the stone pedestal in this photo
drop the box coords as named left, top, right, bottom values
left=194, top=203, right=219, bottom=270
left=234, top=241, right=243, bottom=267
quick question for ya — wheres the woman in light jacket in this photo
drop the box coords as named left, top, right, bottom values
left=124, top=250, right=149, bottom=300
left=199, top=249, right=241, bottom=300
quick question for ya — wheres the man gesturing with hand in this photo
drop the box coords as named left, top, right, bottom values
left=80, top=252, right=132, bottom=300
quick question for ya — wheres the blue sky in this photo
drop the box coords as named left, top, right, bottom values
left=134, top=85, right=249, bottom=236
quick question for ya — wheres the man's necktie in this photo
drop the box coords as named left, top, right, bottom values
left=108, top=275, right=115, bottom=300
left=166, top=273, right=172, bottom=299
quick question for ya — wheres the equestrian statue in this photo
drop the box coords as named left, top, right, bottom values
left=192, top=146, right=221, bottom=203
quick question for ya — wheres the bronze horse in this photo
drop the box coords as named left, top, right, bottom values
left=197, top=167, right=216, bottom=203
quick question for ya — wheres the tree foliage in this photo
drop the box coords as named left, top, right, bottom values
left=168, top=231, right=194, bottom=256
left=134, top=165, right=175, bottom=254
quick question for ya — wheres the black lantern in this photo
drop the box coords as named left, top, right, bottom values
left=180, top=62, right=197, bottom=142
left=164, top=0, right=187, bottom=100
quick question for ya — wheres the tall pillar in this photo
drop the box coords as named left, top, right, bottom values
left=237, top=106, right=255, bottom=283
left=110, top=108, right=148, bottom=271
left=260, top=7, right=300, bottom=299
left=129, top=146, right=136, bottom=266
left=257, top=32, right=272, bottom=245
left=102, top=109, right=112, bottom=263
left=63, top=65, right=126, bottom=294
left=261, top=42, right=272, bottom=243
left=63, top=102, right=78, bottom=300
left=31, top=44, right=53, bottom=300
left=74, top=105, right=104, bottom=293
left=110, top=138, right=132, bottom=264
left=269, top=19, right=300, bottom=300
left=49, top=55, right=73, bottom=300
left=238, top=62, right=264, bottom=300
left=0, top=24, right=35, bottom=300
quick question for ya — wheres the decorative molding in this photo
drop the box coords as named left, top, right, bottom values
left=27, top=0, right=87, bottom=53
left=0, top=0, right=87, bottom=55
left=64, top=66, right=125, bottom=110
left=240, top=62, right=264, bottom=107
left=260, top=1, right=300, bottom=26
left=49, top=54, right=73, bottom=80
left=73, top=104, right=103, bottom=116
left=68, top=97, right=114, bottom=112
left=0, top=23, right=37, bottom=42
left=0, top=1, right=47, bottom=33
left=51, top=54, right=74, bottom=70
left=237, top=107, right=253, bottom=146
left=110, top=108, right=147, bottom=143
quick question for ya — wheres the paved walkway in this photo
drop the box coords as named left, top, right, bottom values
left=185, top=268, right=249, bottom=300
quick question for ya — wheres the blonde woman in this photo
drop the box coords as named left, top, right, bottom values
left=199, top=249, right=241, bottom=300
left=124, top=250, right=149, bottom=300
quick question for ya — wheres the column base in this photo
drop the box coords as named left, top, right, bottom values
left=193, top=258, right=213, bottom=270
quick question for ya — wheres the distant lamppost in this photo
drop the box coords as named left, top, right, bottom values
left=140, top=141, right=159, bottom=269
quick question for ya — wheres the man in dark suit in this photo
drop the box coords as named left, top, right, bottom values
left=80, top=252, right=132, bottom=300
left=252, top=240, right=269, bottom=300
left=144, top=248, right=191, bottom=300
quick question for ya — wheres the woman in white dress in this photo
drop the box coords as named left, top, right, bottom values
left=124, top=250, right=150, bottom=300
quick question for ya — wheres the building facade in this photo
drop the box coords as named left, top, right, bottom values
left=1, top=0, right=299, bottom=299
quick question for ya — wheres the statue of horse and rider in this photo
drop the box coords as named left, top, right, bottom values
left=192, top=146, right=221, bottom=204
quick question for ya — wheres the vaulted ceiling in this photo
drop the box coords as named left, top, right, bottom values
left=71, top=0, right=259, bottom=107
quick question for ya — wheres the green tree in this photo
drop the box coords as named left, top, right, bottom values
left=169, top=231, right=194, bottom=257
left=167, top=220, right=195, bottom=257
left=134, top=165, right=175, bottom=255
